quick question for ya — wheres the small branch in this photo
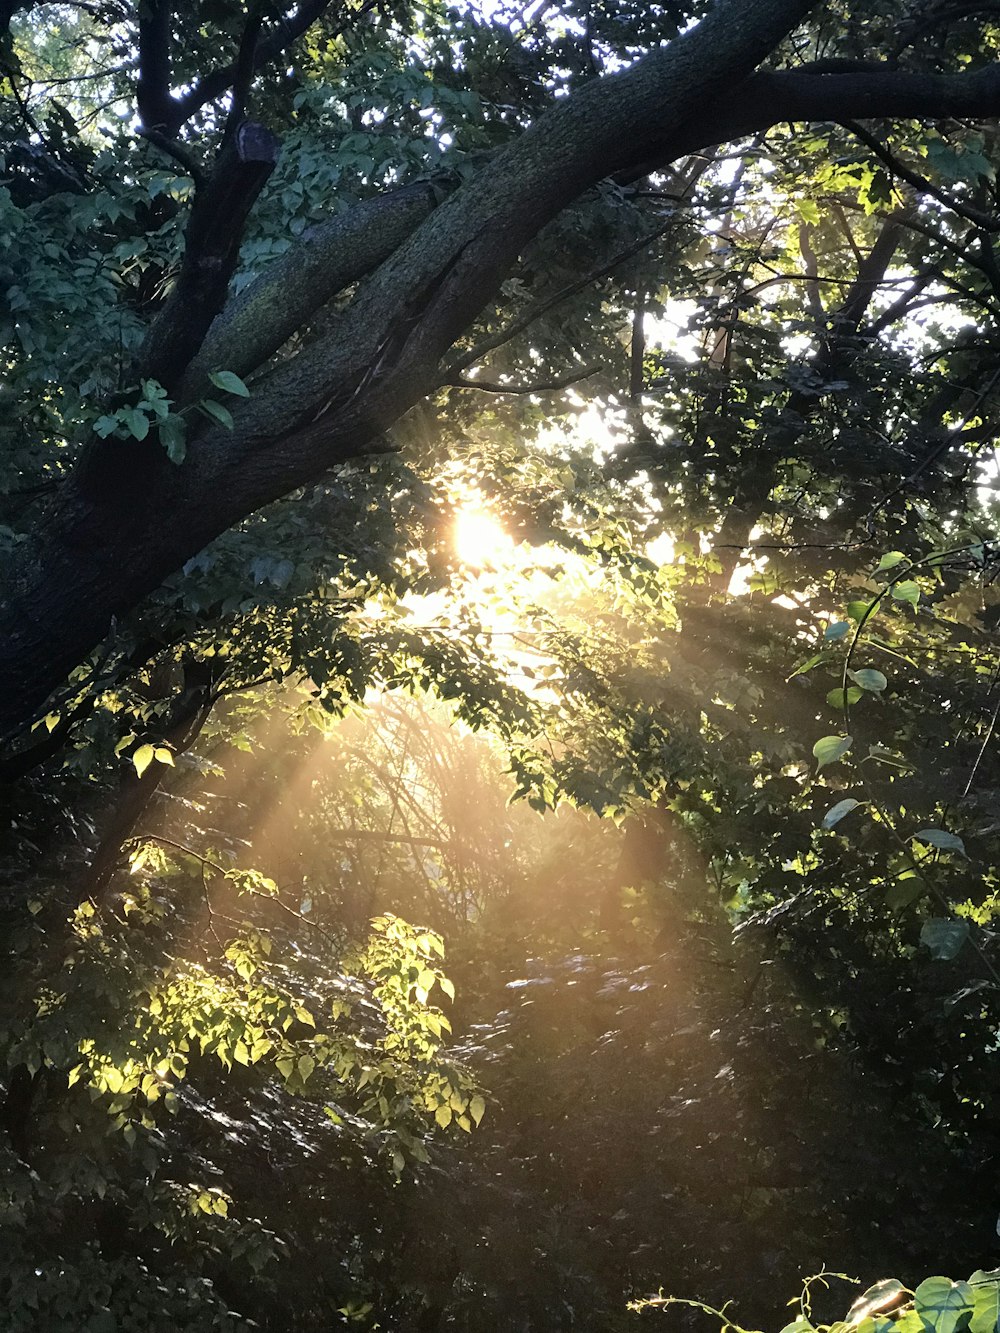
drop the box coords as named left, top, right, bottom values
left=124, top=833, right=343, bottom=952
left=865, top=270, right=936, bottom=336
left=140, top=126, right=206, bottom=187
left=442, top=362, right=602, bottom=395
left=324, top=829, right=452, bottom=849
left=962, top=670, right=1000, bottom=800
left=629, top=279, right=647, bottom=400
left=862, top=364, right=1000, bottom=525
left=845, top=120, right=1000, bottom=232
left=138, top=120, right=280, bottom=393
left=166, top=0, right=377, bottom=134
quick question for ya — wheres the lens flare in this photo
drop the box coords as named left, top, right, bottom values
left=454, top=507, right=513, bottom=568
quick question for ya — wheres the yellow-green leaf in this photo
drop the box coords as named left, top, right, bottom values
left=132, top=743, right=155, bottom=778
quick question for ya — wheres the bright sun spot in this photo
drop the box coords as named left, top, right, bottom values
left=645, top=531, right=675, bottom=566
left=454, top=507, right=513, bottom=568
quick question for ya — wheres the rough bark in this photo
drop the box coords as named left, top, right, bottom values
left=180, top=180, right=444, bottom=401
left=4, top=0, right=1000, bottom=742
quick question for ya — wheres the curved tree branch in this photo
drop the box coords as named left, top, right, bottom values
left=181, top=179, right=444, bottom=401
left=136, top=0, right=174, bottom=133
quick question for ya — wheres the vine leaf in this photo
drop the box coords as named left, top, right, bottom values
left=813, top=734, right=853, bottom=770
left=915, top=828, right=967, bottom=857
left=919, top=920, right=970, bottom=962
left=822, top=798, right=862, bottom=830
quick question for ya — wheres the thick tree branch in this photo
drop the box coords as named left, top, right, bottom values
left=225, top=2, right=265, bottom=134
left=134, top=120, right=281, bottom=397
left=141, top=127, right=206, bottom=185
left=136, top=0, right=173, bottom=133
left=664, top=63, right=1000, bottom=161
left=181, top=180, right=443, bottom=401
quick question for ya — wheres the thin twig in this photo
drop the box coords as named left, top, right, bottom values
left=845, top=120, right=1000, bottom=232
left=124, top=833, right=343, bottom=951
left=442, top=363, right=602, bottom=395
left=442, top=215, right=683, bottom=379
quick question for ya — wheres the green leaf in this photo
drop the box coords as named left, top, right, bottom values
left=915, top=828, right=967, bottom=857
left=827, top=686, right=863, bottom=708
left=154, top=746, right=174, bottom=765
left=914, top=1277, right=974, bottom=1333
left=877, top=551, right=907, bottom=571
left=919, top=920, right=970, bottom=962
left=159, top=414, right=187, bottom=464
left=849, top=668, right=888, bottom=692
left=469, top=1094, right=486, bottom=1126
left=824, top=621, right=850, bottom=642
left=208, top=369, right=251, bottom=397
left=132, top=743, right=155, bottom=778
left=847, top=600, right=872, bottom=622
left=93, top=413, right=120, bottom=438
left=416, top=968, right=437, bottom=996
left=886, top=875, right=925, bottom=913
left=124, top=408, right=149, bottom=440
left=969, top=1277, right=1000, bottom=1333
left=892, top=580, right=920, bottom=606
left=848, top=1280, right=909, bottom=1324
left=812, top=734, right=853, bottom=770
left=434, top=1103, right=452, bottom=1128
left=789, top=651, right=831, bottom=678
left=199, top=398, right=235, bottom=430
left=822, top=798, right=862, bottom=829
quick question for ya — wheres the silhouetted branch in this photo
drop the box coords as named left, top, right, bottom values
left=166, top=0, right=377, bottom=133
left=138, top=120, right=280, bottom=392
left=845, top=119, right=1000, bottom=232
left=225, top=2, right=265, bottom=135
left=443, top=216, right=682, bottom=380
left=443, top=363, right=602, bottom=394
left=136, top=0, right=174, bottom=132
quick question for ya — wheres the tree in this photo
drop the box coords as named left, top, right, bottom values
left=4, top=0, right=1000, bottom=745
left=9, top=5, right=1000, bottom=1323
